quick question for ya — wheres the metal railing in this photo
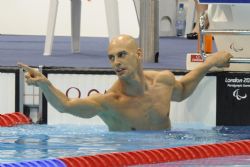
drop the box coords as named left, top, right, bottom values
left=199, top=13, right=250, bottom=64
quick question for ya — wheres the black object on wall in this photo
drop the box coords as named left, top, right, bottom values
left=217, top=72, right=250, bottom=125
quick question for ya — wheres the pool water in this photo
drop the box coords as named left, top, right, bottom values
left=1, top=124, right=250, bottom=164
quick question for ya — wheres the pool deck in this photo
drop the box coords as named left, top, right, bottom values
left=0, top=35, right=201, bottom=70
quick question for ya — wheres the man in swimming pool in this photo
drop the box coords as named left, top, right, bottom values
left=18, top=34, right=232, bottom=131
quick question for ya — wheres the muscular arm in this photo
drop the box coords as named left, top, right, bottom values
left=18, top=63, right=104, bottom=118
left=172, top=51, right=232, bottom=101
left=40, top=82, right=104, bottom=118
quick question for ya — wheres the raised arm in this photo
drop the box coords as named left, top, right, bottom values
left=172, top=51, right=232, bottom=101
left=18, top=63, right=105, bottom=118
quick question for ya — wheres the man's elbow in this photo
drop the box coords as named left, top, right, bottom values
left=62, top=101, right=100, bottom=118
left=57, top=101, right=71, bottom=113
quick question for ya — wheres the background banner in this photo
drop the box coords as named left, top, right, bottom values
left=217, top=72, right=250, bottom=125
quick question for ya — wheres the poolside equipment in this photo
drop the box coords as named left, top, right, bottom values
left=198, top=0, right=250, bottom=64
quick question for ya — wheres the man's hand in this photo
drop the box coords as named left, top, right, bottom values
left=18, top=63, right=49, bottom=86
left=206, top=51, right=233, bottom=68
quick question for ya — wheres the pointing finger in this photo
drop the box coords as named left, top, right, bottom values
left=17, top=63, right=35, bottom=73
left=25, top=73, right=31, bottom=79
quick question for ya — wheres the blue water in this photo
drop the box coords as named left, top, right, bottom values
left=0, top=124, right=250, bottom=164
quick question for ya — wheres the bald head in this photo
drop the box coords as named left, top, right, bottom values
left=107, top=34, right=143, bottom=78
left=108, top=34, right=139, bottom=52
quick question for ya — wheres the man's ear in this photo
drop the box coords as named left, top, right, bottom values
left=136, top=48, right=143, bottom=60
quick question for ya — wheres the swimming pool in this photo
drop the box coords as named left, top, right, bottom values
left=1, top=124, right=250, bottom=166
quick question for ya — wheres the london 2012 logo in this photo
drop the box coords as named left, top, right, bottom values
left=233, top=89, right=247, bottom=101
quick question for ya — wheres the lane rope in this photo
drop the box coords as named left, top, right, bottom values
left=0, top=112, right=31, bottom=127
left=1, top=139, right=250, bottom=166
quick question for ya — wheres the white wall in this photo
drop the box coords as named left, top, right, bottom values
left=0, top=72, right=216, bottom=126
left=170, top=76, right=216, bottom=127
left=0, top=0, right=139, bottom=37
left=47, top=74, right=216, bottom=127
left=47, top=74, right=117, bottom=125
left=0, top=73, right=16, bottom=114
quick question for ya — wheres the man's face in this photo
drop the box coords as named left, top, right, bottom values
left=108, top=44, right=140, bottom=79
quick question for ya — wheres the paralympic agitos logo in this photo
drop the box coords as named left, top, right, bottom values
left=233, top=89, right=247, bottom=101
left=230, top=43, right=244, bottom=52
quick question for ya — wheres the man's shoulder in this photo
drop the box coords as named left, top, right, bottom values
left=104, top=82, right=123, bottom=99
left=145, top=70, right=174, bottom=78
left=145, top=70, right=175, bottom=85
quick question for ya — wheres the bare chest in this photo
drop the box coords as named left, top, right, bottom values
left=117, top=84, right=171, bottom=108
left=102, top=85, right=172, bottom=130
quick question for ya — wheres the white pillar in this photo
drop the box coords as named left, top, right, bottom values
left=139, top=0, right=159, bottom=63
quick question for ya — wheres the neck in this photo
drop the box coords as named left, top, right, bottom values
left=119, top=69, right=147, bottom=96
